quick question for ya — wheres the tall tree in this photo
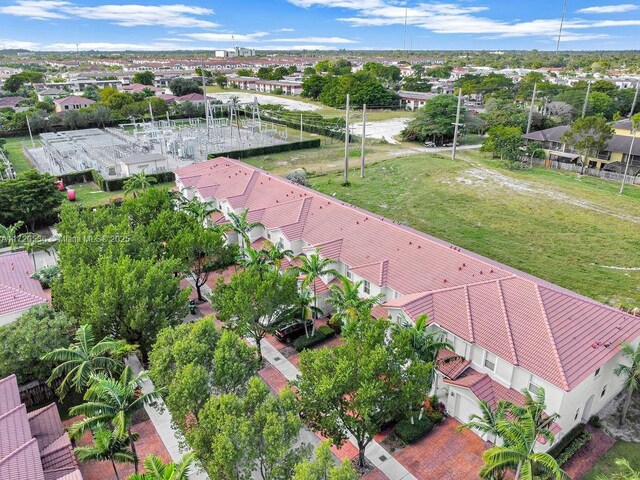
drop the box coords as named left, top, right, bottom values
left=561, top=116, right=614, bottom=174
left=295, top=312, right=430, bottom=468
left=69, top=366, right=162, bottom=474
left=297, top=251, right=338, bottom=333
left=191, top=377, right=309, bottom=480
left=326, top=276, right=383, bottom=328
left=75, top=426, right=136, bottom=480
left=211, top=268, right=299, bottom=359
left=0, top=305, right=75, bottom=384
left=402, top=94, right=466, bottom=145
left=179, top=197, right=219, bottom=225
left=227, top=209, right=264, bottom=249
left=457, top=399, right=510, bottom=441
left=43, top=324, right=130, bottom=399
left=292, top=441, right=358, bottom=480
left=132, top=71, right=155, bottom=86
left=614, top=342, right=640, bottom=426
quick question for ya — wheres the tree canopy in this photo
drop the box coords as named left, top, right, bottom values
left=402, top=94, right=466, bottom=144
left=132, top=71, right=155, bottom=86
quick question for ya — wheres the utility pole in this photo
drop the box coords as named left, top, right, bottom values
left=200, top=58, right=210, bottom=139
left=26, top=115, right=35, bottom=148
left=581, top=80, right=591, bottom=118
left=148, top=99, right=154, bottom=125
left=556, top=0, right=568, bottom=54
left=360, top=104, right=366, bottom=178
left=403, top=0, right=409, bottom=53
left=526, top=82, right=537, bottom=134
left=344, top=94, right=350, bottom=185
left=630, top=81, right=639, bottom=117
left=620, top=123, right=637, bottom=195
left=451, top=88, right=463, bottom=160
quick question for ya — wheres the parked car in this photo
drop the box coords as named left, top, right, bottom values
left=423, top=141, right=436, bottom=148
left=443, top=141, right=459, bottom=147
left=275, top=319, right=314, bottom=343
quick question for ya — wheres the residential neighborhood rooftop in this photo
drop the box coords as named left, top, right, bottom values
left=0, top=251, right=48, bottom=319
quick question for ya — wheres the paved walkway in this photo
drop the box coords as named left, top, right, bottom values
left=128, top=356, right=209, bottom=480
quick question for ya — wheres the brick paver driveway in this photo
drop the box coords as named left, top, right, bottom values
left=393, top=417, right=489, bottom=480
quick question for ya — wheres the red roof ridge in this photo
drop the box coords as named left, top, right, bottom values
left=464, top=285, right=475, bottom=343
left=534, top=284, right=570, bottom=390
left=0, top=283, right=47, bottom=303
left=227, top=170, right=260, bottom=207
left=303, top=238, right=343, bottom=250
left=0, top=437, right=39, bottom=463
left=497, top=279, right=518, bottom=365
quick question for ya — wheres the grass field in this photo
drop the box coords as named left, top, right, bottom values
left=307, top=150, right=640, bottom=307
left=583, top=441, right=640, bottom=479
left=3, top=136, right=37, bottom=174
left=65, top=182, right=175, bottom=208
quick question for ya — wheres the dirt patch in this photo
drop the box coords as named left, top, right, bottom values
left=352, top=118, right=410, bottom=144
left=455, top=167, right=640, bottom=224
left=598, top=391, right=640, bottom=442
left=208, top=92, right=321, bottom=111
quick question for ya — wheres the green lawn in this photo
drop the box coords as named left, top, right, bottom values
left=65, top=182, right=175, bottom=208
left=3, top=136, right=38, bottom=174
left=307, top=150, right=640, bottom=307
left=582, top=441, right=640, bottom=479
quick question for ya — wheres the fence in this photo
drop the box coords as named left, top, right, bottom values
left=530, top=158, right=640, bottom=185
left=19, top=378, right=61, bottom=409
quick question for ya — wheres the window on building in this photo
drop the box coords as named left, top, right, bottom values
left=363, top=280, right=371, bottom=295
left=601, top=384, right=607, bottom=398
left=266, top=231, right=271, bottom=240
left=484, top=352, right=497, bottom=372
left=346, top=267, right=352, bottom=280
left=574, top=407, right=580, bottom=421
left=528, top=377, right=542, bottom=395
left=594, top=368, right=601, bottom=379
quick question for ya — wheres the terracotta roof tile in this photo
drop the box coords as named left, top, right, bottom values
left=0, top=252, right=48, bottom=317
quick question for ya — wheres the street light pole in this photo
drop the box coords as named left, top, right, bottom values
left=344, top=94, right=350, bottom=185
left=620, top=126, right=637, bottom=195
left=526, top=82, right=537, bottom=135
left=581, top=81, right=591, bottom=118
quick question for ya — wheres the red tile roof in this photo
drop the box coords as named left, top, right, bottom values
left=52, top=96, right=95, bottom=106
left=436, top=348, right=470, bottom=380
left=175, top=158, right=640, bottom=392
left=0, top=375, right=82, bottom=480
left=0, top=252, right=48, bottom=317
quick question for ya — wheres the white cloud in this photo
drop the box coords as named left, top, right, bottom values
left=0, top=0, right=217, bottom=27
left=0, top=0, right=69, bottom=19
left=0, top=39, right=41, bottom=49
left=577, top=4, right=639, bottom=14
left=40, top=41, right=207, bottom=51
left=266, top=36, right=357, bottom=43
left=180, top=32, right=270, bottom=42
left=287, top=0, right=640, bottom=41
left=277, top=28, right=295, bottom=32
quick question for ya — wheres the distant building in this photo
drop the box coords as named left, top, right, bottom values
left=53, top=95, right=95, bottom=113
left=175, top=92, right=207, bottom=106
left=226, top=76, right=303, bottom=95
left=36, top=88, right=67, bottom=102
left=0, top=96, right=26, bottom=111
left=398, top=91, right=435, bottom=110
left=0, top=374, right=82, bottom=480
left=215, top=47, right=256, bottom=58
left=122, top=83, right=164, bottom=95
left=0, top=251, right=47, bottom=325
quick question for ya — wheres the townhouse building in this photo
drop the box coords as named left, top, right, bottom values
left=174, top=158, right=640, bottom=450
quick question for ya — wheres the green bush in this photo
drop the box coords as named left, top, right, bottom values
left=91, top=170, right=175, bottom=192
left=556, top=432, right=592, bottom=466
left=293, top=325, right=334, bottom=351
left=208, top=139, right=321, bottom=161
left=396, top=416, right=434, bottom=443
left=426, top=411, right=444, bottom=424
left=31, top=265, right=60, bottom=289
left=548, top=423, right=585, bottom=458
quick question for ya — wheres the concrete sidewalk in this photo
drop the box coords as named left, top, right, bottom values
left=128, top=356, right=209, bottom=480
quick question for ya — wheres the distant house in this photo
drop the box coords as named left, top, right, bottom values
left=53, top=95, right=95, bottom=113
left=398, top=90, right=435, bottom=110
left=157, top=93, right=177, bottom=103
left=0, top=374, right=82, bottom=480
left=523, top=120, right=640, bottom=172
left=0, top=96, right=26, bottom=111
left=0, top=251, right=47, bottom=325
left=122, top=83, right=164, bottom=95
left=175, top=92, right=207, bottom=106
left=227, top=75, right=257, bottom=91
left=254, top=79, right=303, bottom=96
left=36, top=88, right=67, bottom=102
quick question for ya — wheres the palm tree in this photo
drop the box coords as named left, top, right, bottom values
left=127, top=452, right=196, bottom=480
left=124, top=171, right=157, bottom=198
left=479, top=411, right=566, bottom=480
left=457, top=399, right=509, bottom=442
left=237, top=247, right=270, bottom=276
left=74, top=426, right=136, bottom=480
left=509, top=388, right=559, bottom=436
left=296, top=287, right=323, bottom=338
left=297, top=250, right=339, bottom=334
left=614, top=342, right=640, bottom=426
left=327, top=276, right=384, bottom=329
left=180, top=197, right=219, bottom=225
left=262, top=240, right=294, bottom=270
left=597, top=458, right=640, bottom=480
left=0, top=221, right=24, bottom=249
left=68, top=366, right=162, bottom=474
left=42, top=324, right=129, bottom=400
left=227, top=209, right=263, bottom=249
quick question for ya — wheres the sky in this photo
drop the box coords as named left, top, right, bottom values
left=0, top=0, right=639, bottom=52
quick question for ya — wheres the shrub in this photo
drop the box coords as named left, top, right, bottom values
left=396, top=416, right=434, bottom=443
left=548, top=423, right=585, bottom=458
left=293, top=325, right=334, bottom=351
left=426, top=410, right=444, bottom=424
left=327, top=315, right=342, bottom=333
left=31, top=265, right=60, bottom=288
left=588, top=415, right=602, bottom=428
left=284, top=169, right=308, bottom=186
left=429, top=394, right=446, bottom=415
left=556, top=432, right=592, bottom=466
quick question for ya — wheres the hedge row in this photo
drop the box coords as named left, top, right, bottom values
left=293, top=325, right=335, bottom=351
left=208, top=139, right=321, bottom=161
left=548, top=423, right=585, bottom=458
left=556, top=432, right=592, bottom=466
left=396, top=416, right=434, bottom=443
left=91, top=170, right=176, bottom=192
